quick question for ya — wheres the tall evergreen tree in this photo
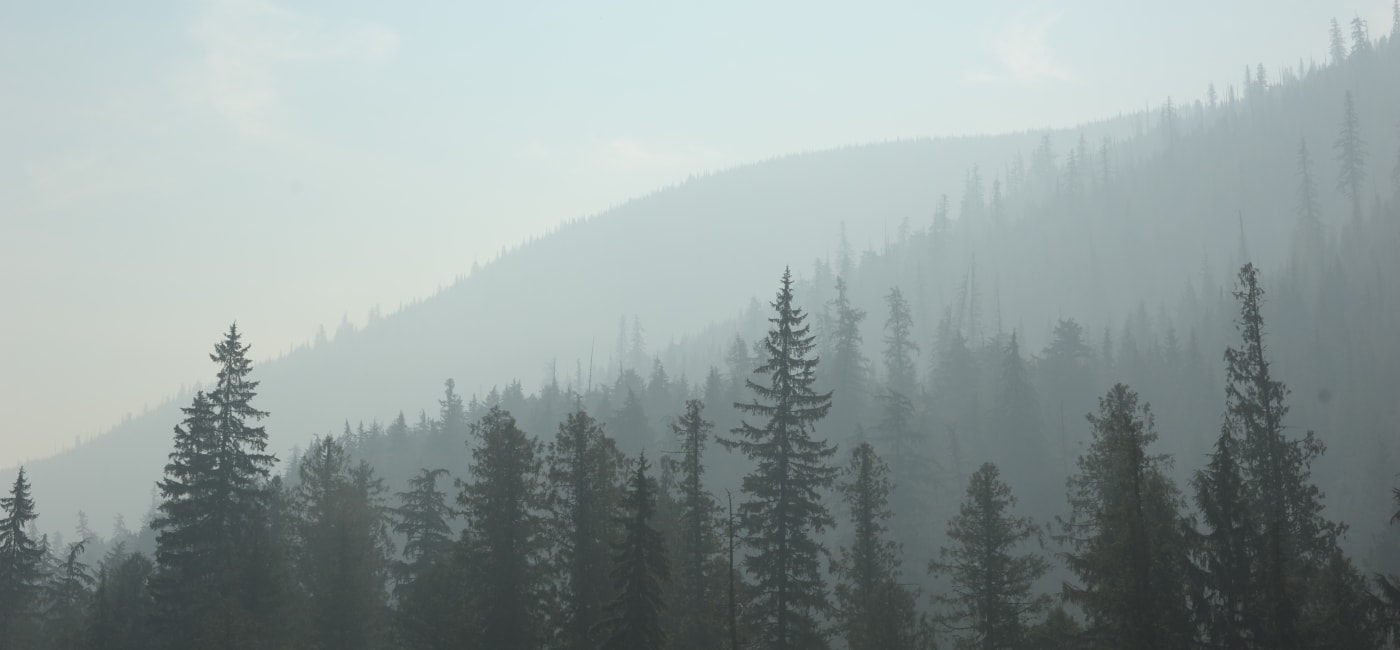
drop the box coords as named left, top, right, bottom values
left=600, top=453, right=669, bottom=650
left=151, top=324, right=282, bottom=649
left=1334, top=90, right=1367, bottom=223
left=1329, top=18, right=1348, bottom=64
left=1057, top=384, right=1194, bottom=649
left=882, top=286, right=919, bottom=400
left=832, top=443, right=927, bottom=650
left=993, top=333, right=1050, bottom=507
left=825, top=276, right=869, bottom=442
left=0, top=467, right=46, bottom=648
left=1190, top=427, right=1258, bottom=649
left=1224, top=264, right=1357, bottom=648
left=43, top=539, right=94, bottom=649
left=720, top=268, right=838, bottom=650
left=544, top=408, right=626, bottom=650
left=931, top=462, right=1049, bottom=650
left=392, top=468, right=459, bottom=650
left=292, top=435, right=393, bottom=650
left=669, top=399, right=722, bottom=650
left=88, top=545, right=158, bottom=650
left=458, top=406, right=546, bottom=650
left=1293, top=138, right=1325, bottom=269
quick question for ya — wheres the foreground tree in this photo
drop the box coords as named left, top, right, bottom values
left=1223, top=264, right=1372, bottom=648
left=669, top=399, right=723, bottom=650
left=150, top=324, right=284, bottom=649
left=43, top=539, right=95, bottom=648
left=458, top=406, right=546, bottom=650
left=832, top=443, right=928, bottom=650
left=600, top=453, right=669, bottom=650
left=721, top=268, right=838, bottom=650
left=292, top=435, right=393, bottom=649
left=931, top=462, right=1048, bottom=650
left=1057, top=384, right=1193, bottom=649
left=0, top=468, right=46, bottom=648
left=544, top=409, right=626, bottom=650
left=392, top=468, right=459, bottom=650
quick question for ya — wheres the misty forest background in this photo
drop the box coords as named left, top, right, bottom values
left=6, top=12, right=1400, bottom=650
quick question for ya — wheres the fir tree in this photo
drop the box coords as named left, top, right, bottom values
left=0, top=467, right=46, bottom=648
left=931, top=462, right=1049, bottom=650
left=883, top=286, right=919, bottom=400
left=1190, top=428, right=1257, bottom=649
left=88, top=545, right=157, bottom=650
left=151, top=324, right=282, bottom=649
left=458, top=406, right=546, bottom=650
left=825, top=276, right=869, bottom=443
left=600, top=453, right=669, bottom=650
left=1335, top=90, right=1367, bottom=223
left=1057, top=384, right=1194, bottom=649
left=545, top=408, right=626, bottom=650
left=1329, top=18, right=1348, bottom=64
left=720, top=268, right=838, bottom=650
left=832, top=443, right=927, bottom=650
left=293, top=435, right=394, bottom=650
left=1293, top=139, right=1324, bottom=269
left=993, top=332, right=1050, bottom=508
left=43, top=539, right=94, bottom=649
left=669, top=399, right=722, bottom=650
left=392, top=468, right=459, bottom=650
left=1225, top=264, right=1353, bottom=648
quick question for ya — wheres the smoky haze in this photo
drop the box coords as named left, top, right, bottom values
left=3, top=2, right=1400, bottom=650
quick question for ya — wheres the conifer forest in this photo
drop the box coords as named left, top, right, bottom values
left=8, top=8, right=1400, bottom=650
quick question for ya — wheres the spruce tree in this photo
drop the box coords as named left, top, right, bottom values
left=1335, top=90, right=1367, bottom=223
left=458, top=405, right=546, bottom=650
left=88, top=545, right=157, bottom=650
left=1057, top=384, right=1194, bottom=649
left=669, top=399, right=722, bottom=650
left=1329, top=18, right=1349, bottom=64
left=1293, top=138, right=1325, bottom=270
left=832, top=443, right=927, bottom=650
left=930, top=462, right=1048, bottom=650
left=721, top=267, right=838, bottom=650
left=0, top=467, right=46, bottom=648
left=600, top=453, right=669, bottom=650
left=882, top=286, right=919, bottom=400
left=544, top=408, right=626, bottom=650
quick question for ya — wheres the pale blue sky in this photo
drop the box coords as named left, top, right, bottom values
left=1, top=0, right=1391, bottom=461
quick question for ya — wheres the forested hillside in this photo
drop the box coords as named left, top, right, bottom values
left=3, top=13, right=1400, bottom=650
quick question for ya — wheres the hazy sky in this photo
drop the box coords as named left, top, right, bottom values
left=1, top=0, right=1391, bottom=463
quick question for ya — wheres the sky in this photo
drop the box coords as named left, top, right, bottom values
left=1, top=0, right=1392, bottom=463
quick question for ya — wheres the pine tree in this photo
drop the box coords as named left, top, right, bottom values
left=1057, top=384, right=1194, bottom=649
left=0, top=467, right=46, bottom=648
left=151, top=324, right=282, bottom=649
left=600, top=453, right=669, bottom=650
left=1335, top=90, right=1367, bottom=223
left=1351, top=16, right=1372, bottom=57
left=720, top=268, right=838, bottom=650
left=545, top=408, right=626, bottom=650
left=669, top=399, right=722, bottom=650
left=825, top=276, right=869, bottom=443
left=832, top=443, right=927, bottom=650
left=292, top=435, right=393, bottom=649
left=458, top=405, right=546, bottom=650
left=931, top=462, right=1049, bottom=650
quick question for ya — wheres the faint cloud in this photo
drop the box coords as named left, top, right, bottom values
left=964, top=12, right=1071, bottom=85
left=178, top=0, right=399, bottom=137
